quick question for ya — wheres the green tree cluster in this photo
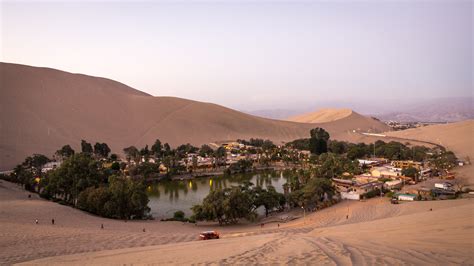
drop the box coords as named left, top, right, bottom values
left=42, top=153, right=104, bottom=204
left=432, top=151, right=457, bottom=170
left=77, top=176, right=150, bottom=219
left=192, top=183, right=286, bottom=225
left=226, top=159, right=253, bottom=174
left=55, top=145, right=75, bottom=160
left=314, top=153, right=361, bottom=179
left=237, top=138, right=276, bottom=150
left=199, top=144, right=214, bottom=157
left=401, top=166, right=418, bottom=178
left=288, top=178, right=334, bottom=209
left=94, top=142, right=111, bottom=158
left=9, top=154, right=50, bottom=191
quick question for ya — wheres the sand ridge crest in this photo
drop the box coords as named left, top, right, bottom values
left=287, top=108, right=354, bottom=123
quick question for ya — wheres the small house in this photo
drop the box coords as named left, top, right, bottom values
left=384, top=180, right=403, bottom=190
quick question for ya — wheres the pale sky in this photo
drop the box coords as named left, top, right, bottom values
left=1, top=0, right=472, bottom=110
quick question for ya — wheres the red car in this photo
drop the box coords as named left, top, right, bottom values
left=199, top=231, right=220, bottom=240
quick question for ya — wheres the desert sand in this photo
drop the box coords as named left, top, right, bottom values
left=386, top=120, right=474, bottom=161
left=287, top=108, right=354, bottom=123
left=2, top=178, right=471, bottom=265
left=0, top=63, right=389, bottom=171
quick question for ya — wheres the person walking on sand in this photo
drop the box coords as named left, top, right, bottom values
left=346, top=215, right=349, bottom=220
left=35, top=219, right=38, bottom=224
left=51, top=218, right=55, bottom=225
left=278, top=223, right=280, bottom=228
left=101, top=224, right=104, bottom=229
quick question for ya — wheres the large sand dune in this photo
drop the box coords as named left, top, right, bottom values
left=287, top=108, right=354, bottom=123
left=0, top=63, right=389, bottom=170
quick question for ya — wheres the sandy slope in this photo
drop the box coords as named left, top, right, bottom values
left=0, top=63, right=389, bottom=170
left=386, top=120, right=474, bottom=160
left=287, top=108, right=389, bottom=133
left=15, top=190, right=474, bottom=265
left=287, top=108, right=353, bottom=123
left=2, top=178, right=473, bottom=265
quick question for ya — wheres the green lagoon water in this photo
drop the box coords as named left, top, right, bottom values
left=147, top=171, right=288, bottom=219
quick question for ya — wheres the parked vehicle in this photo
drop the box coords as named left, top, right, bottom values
left=391, top=198, right=399, bottom=204
left=199, top=231, right=220, bottom=240
left=435, top=182, right=453, bottom=190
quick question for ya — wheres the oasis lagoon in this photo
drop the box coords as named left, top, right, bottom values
left=147, top=171, right=289, bottom=219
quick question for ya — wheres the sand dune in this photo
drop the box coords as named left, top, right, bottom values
left=12, top=183, right=472, bottom=265
left=0, top=63, right=389, bottom=170
left=386, top=120, right=474, bottom=160
left=287, top=108, right=389, bottom=132
left=287, top=108, right=354, bottom=123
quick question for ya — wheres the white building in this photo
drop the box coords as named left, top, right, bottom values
left=41, top=161, right=62, bottom=173
left=341, top=191, right=361, bottom=200
left=397, top=194, right=417, bottom=201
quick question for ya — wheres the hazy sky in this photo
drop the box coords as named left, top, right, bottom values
left=1, top=0, right=472, bottom=110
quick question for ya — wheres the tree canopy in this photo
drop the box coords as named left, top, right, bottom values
left=77, top=176, right=150, bottom=219
left=123, top=146, right=140, bottom=163
left=94, top=142, right=111, bottom=158
left=192, top=183, right=285, bottom=225
left=43, top=153, right=104, bottom=205
left=309, top=128, right=330, bottom=155
left=199, top=144, right=214, bottom=157
left=81, top=140, right=93, bottom=154
left=151, top=139, right=163, bottom=158
left=56, top=145, right=75, bottom=159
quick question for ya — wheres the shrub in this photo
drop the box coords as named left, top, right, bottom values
left=363, top=188, right=381, bottom=199
left=173, top=210, right=185, bottom=220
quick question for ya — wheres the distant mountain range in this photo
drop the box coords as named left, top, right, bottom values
left=374, top=98, right=473, bottom=122
left=248, top=97, right=473, bottom=123
left=247, top=109, right=302, bottom=120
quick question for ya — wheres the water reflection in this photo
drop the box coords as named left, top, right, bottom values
left=147, top=171, right=288, bottom=219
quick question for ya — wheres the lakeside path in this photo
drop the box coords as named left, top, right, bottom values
left=1, top=179, right=473, bottom=265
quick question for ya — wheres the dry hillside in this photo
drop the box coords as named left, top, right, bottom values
left=1, top=63, right=388, bottom=170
